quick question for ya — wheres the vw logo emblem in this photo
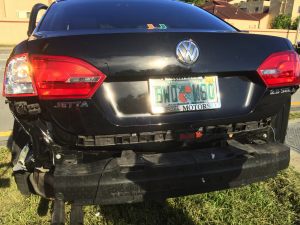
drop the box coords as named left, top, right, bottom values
left=176, top=40, right=199, bottom=65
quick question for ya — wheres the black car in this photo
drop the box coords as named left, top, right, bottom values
left=3, top=0, right=298, bottom=224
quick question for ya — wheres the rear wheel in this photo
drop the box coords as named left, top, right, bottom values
left=11, top=120, right=32, bottom=196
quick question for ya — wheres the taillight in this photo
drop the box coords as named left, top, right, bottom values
left=3, top=53, right=38, bottom=97
left=257, top=51, right=300, bottom=87
left=31, top=55, right=106, bottom=99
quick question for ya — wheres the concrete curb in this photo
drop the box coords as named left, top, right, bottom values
left=291, top=105, right=300, bottom=112
left=0, top=47, right=14, bottom=49
left=0, top=47, right=13, bottom=54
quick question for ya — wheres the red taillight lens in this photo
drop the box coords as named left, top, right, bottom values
left=257, top=51, right=300, bottom=87
left=3, top=53, right=38, bottom=97
left=31, top=55, right=106, bottom=99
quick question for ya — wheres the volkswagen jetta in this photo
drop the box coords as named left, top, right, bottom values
left=2, top=0, right=298, bottom=224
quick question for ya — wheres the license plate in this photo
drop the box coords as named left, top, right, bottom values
left=149, top=76, right=221, bottom=113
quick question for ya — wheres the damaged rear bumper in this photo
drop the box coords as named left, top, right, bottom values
left=54, top=140, right=289, bottom=205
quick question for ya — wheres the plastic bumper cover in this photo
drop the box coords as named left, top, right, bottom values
left=54, top=140, right=290, bottom=205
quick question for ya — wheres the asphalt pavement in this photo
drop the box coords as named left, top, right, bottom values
left=285, top=118, right=300, bottom=172
left=0, top=49, right=14, bottom=146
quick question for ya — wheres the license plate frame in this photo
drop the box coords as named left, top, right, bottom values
left=149, top=76, right=221, bottom=114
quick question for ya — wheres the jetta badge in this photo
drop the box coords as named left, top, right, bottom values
left=176, top=40, right=199, bottom=65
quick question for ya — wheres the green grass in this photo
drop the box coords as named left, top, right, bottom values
left=1, top=147, right=300, bottom=224
left=289, top=112, right=300, bottom=120
left=0, top=44, right=16, bottom=47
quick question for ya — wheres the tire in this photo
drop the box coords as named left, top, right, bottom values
left=11, top=120, right=32, bottom=196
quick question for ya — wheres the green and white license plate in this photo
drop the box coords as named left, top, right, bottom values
left=149, top=76, right=221, bottom=113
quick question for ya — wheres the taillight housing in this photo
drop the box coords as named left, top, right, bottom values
left=3, top=53, right=38, bottom=97
left=31, top=55, right=106, bottom=99
left=3, top=54, right=106, bottom=99
left=257, top=51, right=300, bottom=87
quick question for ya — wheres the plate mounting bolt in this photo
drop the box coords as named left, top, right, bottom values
left=56, top=154, right=62, bottom=160
left=202, top=178, right=205, bottom=183
left=55, top=192, right=64, bottom=200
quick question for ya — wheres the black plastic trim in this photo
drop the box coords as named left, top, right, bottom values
left=54, top=140, right=290, bottom=205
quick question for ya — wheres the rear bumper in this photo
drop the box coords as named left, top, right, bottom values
left=54, top=140, right=290, bottom=205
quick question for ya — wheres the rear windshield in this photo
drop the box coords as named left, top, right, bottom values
left=39, top=0, right=236, bottom=32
